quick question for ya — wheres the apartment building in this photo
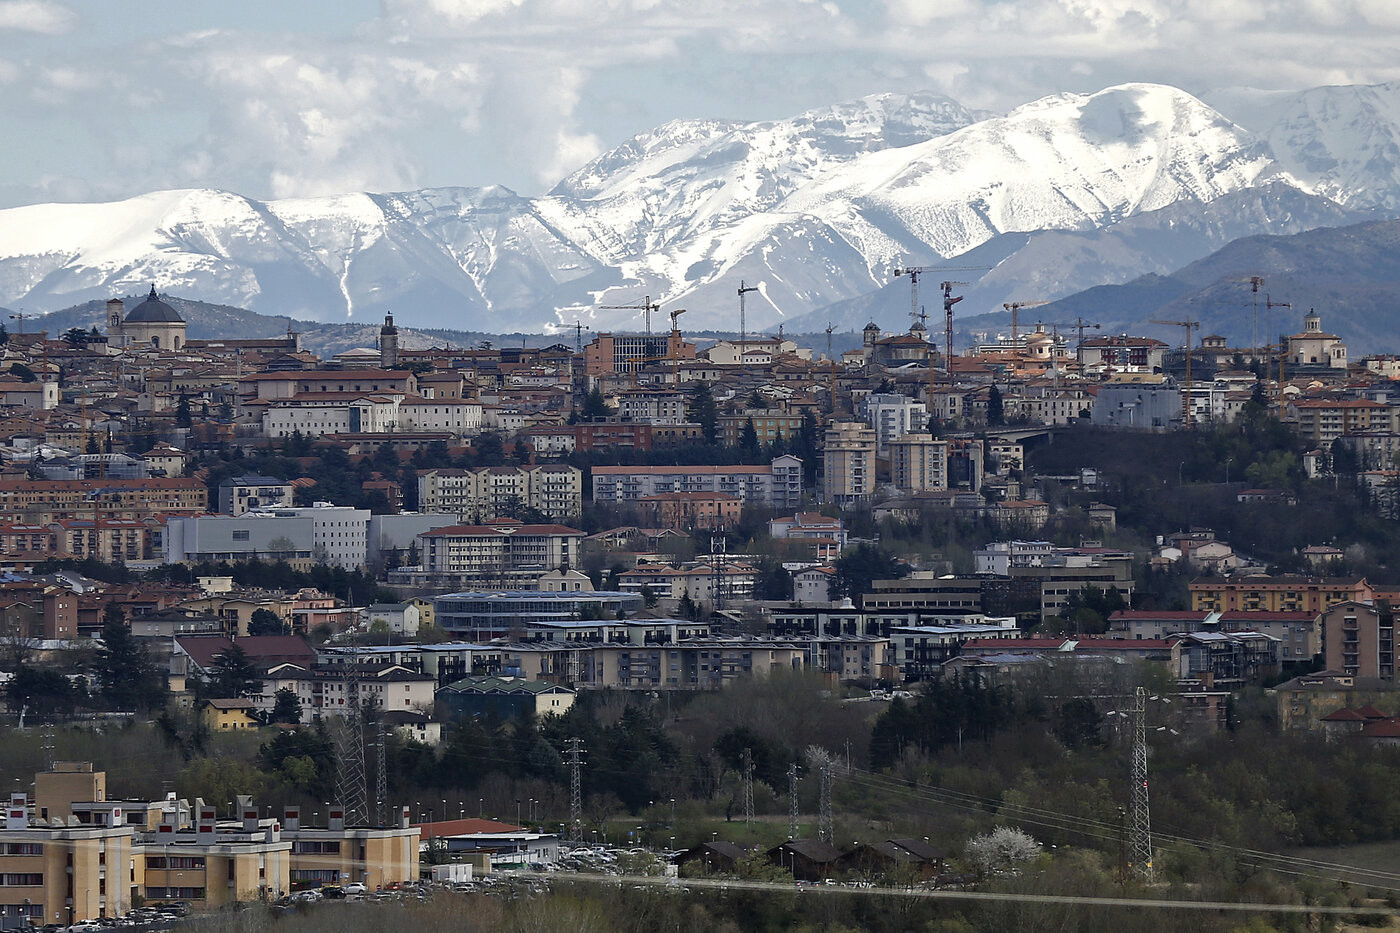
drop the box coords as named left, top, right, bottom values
left=0, top=478, right=207, bottom=524
left=860, top=393, right=927, bottom=456
left=417, top=466, right=583, bottom=522
left=1320, top=601, right=1395, bottom=679
left=889, top=433, right=948, bottom=494
left=418, top=521, right=584, bottom=579
left=217, top=474, right=296, bottom=515
left=591, top=455, right=803, bottom=509
left=1287, top=398, right=1391, bottom=446
left=822, top=422, right=876, bottom=504
left=1189, top=575, right=1373, bottom=614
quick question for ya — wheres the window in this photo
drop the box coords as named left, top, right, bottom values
left=232, top=530, right=250, bottom=542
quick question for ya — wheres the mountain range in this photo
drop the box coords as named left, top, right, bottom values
left=3, top=81, right=1400, bottom=335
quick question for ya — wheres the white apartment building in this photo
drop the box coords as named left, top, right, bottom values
left=418, top=521, right=584, bottom=578
left=616, top=389, right=687, bottom=425
left=417, top=466, right=583, bottom=521
left=397, top=398, right=484, bottom=434
left=860, top=393, right=928, bottom=456
left=590, top=455, right=804, bottom=510
left=262, top=394, right=404, bottom=437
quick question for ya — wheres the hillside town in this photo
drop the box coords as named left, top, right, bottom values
left=0, top=285, right=1399, bottom=924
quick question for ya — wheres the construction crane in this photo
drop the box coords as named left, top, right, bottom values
left=1046, top=317, right=1102, bottom=369
left=1003, top=300, right=1048, bottom=369
left=826, top=323, right=837, bottom=414
left=940, top=281, right=967, bottom=375
left=1152, top=317, right=1201, bottom=428
left=737, top=281, right=759, bottom=355
left=895, top=264, right=992, bottom=331
left=558, top=320, right=589, bottom=354
left=600, top=295, right=661, bottom=335
left=668, top=308, right=687, bottom=388
left=1266, top=295, right=1291, bottom=364
left=1238, top=275, right=1264, bottom=362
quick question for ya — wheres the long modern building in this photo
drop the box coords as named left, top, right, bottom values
left=591, top=456, right=802, bottom=509
left=433, top=591, right=644, bottom=640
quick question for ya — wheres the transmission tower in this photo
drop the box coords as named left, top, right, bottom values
left=787, top=763, right=800, bottom=840
left=375, top=723, right=388, bottom=827
left=1129, top=686, right=1154, bottom=883
left=333, top=707, right=369, bottom=828
left=806, top=748, right=834, bottom=845
left=565, top=737, right=586, bottom=840
left=741, top=747, right=754, bottom=824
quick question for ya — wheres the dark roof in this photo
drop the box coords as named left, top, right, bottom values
left=769, top=839, right=842, bottom=863
left=124, top=286, right=185, bottom=324
left=175, top=634, right=316, bottom=672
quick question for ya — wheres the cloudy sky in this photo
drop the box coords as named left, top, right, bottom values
left=1, top=0, right=1398, bottom=209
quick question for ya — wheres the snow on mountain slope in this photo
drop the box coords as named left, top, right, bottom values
left=783, top=84, right=1285, bottom=261
left=544, top=92, right=990, bottom=259
left=1247, top=82, right=1400, bottom=210
left=0, top=82, right=1371, bottom=333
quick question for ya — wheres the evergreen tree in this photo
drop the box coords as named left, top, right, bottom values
left=175, top=393, right=193, bottom=428
left=739, top=417, right=760, bottom=456
left=94, top=601, right=166, bottom=711
left=686, top=383, right=719, bottom=444
left=581, top=386, right=613, bottom=419
left=247, top=608, right=285, bottom=636
left=207, top=644, right=264, bottom=699
left=987, top=384, right=1005, bottom=427
left=270, top=687, right=303, bottom=724
left=832, top=542, right=908, bottom=601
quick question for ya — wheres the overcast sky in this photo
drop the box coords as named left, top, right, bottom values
left=1, top=0, right=1398, bottom=209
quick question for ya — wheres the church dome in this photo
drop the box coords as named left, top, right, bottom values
left=124, top=286, right=184, bottom=324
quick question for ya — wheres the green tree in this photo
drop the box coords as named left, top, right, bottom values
left=5, top=665, right=81, bottom=718
left=62, top=327, right=91, bottom=347
left=247, top=608, right=285, bottom=636
left=739, top=417, right=759, bottom=456
left=8, top=363, right=35, bottom=383
left=832, top=542, right=907, bottom=600
left=93, top=601, right=166, bottom=711
left=207, top=644, right=264, bottom=699
left=987, top=384, right=1005, bottom=426
left=269, top=687, right=302, bottom=724
left=687, top=383, right=719, bottom=444
left=581, top=386, right=613, bottom=419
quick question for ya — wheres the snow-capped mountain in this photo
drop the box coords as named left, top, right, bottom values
left=1249, top=82, right=1400, bottom=211
left=0, top=81, right=1394, bottom=333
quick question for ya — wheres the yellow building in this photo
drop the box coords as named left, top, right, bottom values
left=281, top=805, right=420, bottom=890
left=34, top=761, right=105, bottom=824
left=143, top=803, right=290, bottom=907
left=201, top=698, right=261, bottom=732
left=0, top=798, right=137, bottom=927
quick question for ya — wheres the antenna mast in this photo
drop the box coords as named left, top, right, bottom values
left=1129, top=686, right=1154, bottom=883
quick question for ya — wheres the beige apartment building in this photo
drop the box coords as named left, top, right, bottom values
left=889, top=433, right=948, bottom=493
left=417, top=465, right=583, bottom=522
left=823, top=421, right=876, bottom=504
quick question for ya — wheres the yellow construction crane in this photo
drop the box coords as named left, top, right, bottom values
left=1151, top=317, right=1201, bottom=428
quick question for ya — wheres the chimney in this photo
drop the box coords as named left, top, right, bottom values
left=399, top=805, right=411, bottom=830
left=239, top=795, right=258, bottom=834
left=328, top=806, right=346, bottom=832
left=195, top=805, right=216, bottom=844
left=7, top=794, right=26, bottom=830
left=282, top=806, right=300, bottom=831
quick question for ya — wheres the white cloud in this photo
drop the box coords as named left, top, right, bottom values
left=0, top=0, right=73, bottom=34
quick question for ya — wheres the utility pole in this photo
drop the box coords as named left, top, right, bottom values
left=375, top=723, right=388, bottom=827
left=825, top=324, right=837, bottom=414
left=741, top=748, right=754, bottom=824
left=41, top=723, right=54, bottom=770
left=1129, top=686, right=1154, bottom=883
left=566, top=737, right=586, bottom=840
left=788, top=763, right=800, bottom=840
left=737, top=281, right=759, bottom=356
left=818, top=755, right=833, bottom=845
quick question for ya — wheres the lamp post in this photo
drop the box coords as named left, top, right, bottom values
left=478, top=798, right=483, bottom=819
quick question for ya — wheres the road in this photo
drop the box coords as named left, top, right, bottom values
left=510, top=870, right=1400, bottom=918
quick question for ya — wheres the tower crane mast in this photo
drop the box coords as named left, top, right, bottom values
left=1151, top=317, right=1201, bottom=428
